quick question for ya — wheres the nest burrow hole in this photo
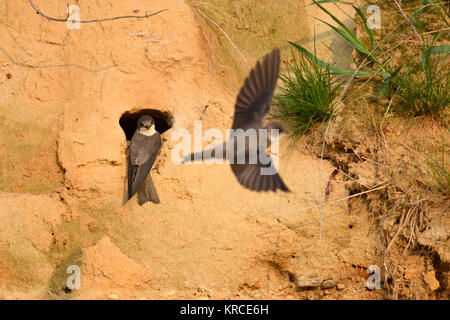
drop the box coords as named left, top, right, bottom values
left=119, top=109, right=174, bottom=141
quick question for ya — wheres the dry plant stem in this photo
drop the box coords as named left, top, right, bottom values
left=383, top=207, right=413, bottom=297
left=403, top=212, right=418, bottom=254
left=196, top=12, right=233, bottom=99
left=194, top=7, right=249, bottom=69
left=192, top=2, right=235, bottom=21
left=280, top=183, right=389, bottom=216
left=29, top=0, right=168, bottom=23
left=257, top=207, right=353, bottom=241
left=274, top=139, right=296, bottom=277
left=392, top=0, right=422, bottom=42
left=423, top=27, right=450, bottom=35
left=340, top=23, right=407, bottom=106
left=0, top=46, right=116, bottom=73
left=385, top=207, right=412, bottom=257
left=381, top=88, right=399, bottom=129
left=316, top=24, right=400, bottom=242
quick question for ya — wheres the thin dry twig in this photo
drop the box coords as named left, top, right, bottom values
left=380, top=87, right=399, bottom=129
left=193, top=6, right=249, bottom=69
left=392, top=0, right=423, bottom=42
left=384, top=207, right=415, bottom=257
left=280, top=183, right=389, bottom=216
left=196, top=11, right=234, bottom=100
left=29, top=0, right=168, bottom=23
left=316, top=24, right=400, bottom=241
left=0, top=46, right=116, bottom=73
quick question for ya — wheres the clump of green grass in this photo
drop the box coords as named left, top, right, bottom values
left=393, top=47, right=450, bottom=118
left=424, top=144, right=450, bottom=195
left=271, top=50, right=343, bottom=137
left=290, top=0, right=449, bottom=120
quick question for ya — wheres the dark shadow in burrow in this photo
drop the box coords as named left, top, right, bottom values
left=119, top=109, right=174, bottom=141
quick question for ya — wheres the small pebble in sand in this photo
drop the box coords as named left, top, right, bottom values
left=337, top=283, right=346, bottom=290
left=108, top=294, right=119, bottom=300
left=424, top=271, right=440, bottom=292
left=321, top=280, right=336, bottom=289
left=166, top=290, right=176, bottom=297
left=295, top=274, right=322, bottom=290
left=197, top=285, right=212, bottom=294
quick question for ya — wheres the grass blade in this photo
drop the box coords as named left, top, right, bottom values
left=353, top=5, right=374, bottom=50
left=288, top=42, right=376, bottom=76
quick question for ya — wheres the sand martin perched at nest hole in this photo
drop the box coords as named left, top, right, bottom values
left=128, top=115, right=161, bottom=205
left=184, top=48, right=290, bottom=192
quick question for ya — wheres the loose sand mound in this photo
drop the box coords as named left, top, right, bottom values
left=76, top=237, right=153, bottom=299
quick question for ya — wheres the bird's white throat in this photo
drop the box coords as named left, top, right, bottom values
left=139, top=126, right=157, bottom=136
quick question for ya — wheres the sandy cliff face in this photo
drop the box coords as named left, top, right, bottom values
left=2, top=0, right=223, bottom=198
left=52, top=0, right=224, bottom=200
left=0, top=0, right=426, bottom=300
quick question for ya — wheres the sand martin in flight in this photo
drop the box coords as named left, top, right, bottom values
left=184, top=48, right=289, bottom=192
left=128, top=115, right=161, bottom=205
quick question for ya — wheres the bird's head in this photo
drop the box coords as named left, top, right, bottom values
left=137, top=115, right=156, bottom=136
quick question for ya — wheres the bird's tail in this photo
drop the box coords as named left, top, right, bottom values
left=138, top=174, right=160, bottom=205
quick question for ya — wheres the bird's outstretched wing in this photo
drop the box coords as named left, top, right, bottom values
left=230, top=48, right=289, bottom=192
left=182, top=48, right=289, bottom=192
left=232, top=48, right=280, bottom=130
left=231, top=159, right=289, bottom=192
